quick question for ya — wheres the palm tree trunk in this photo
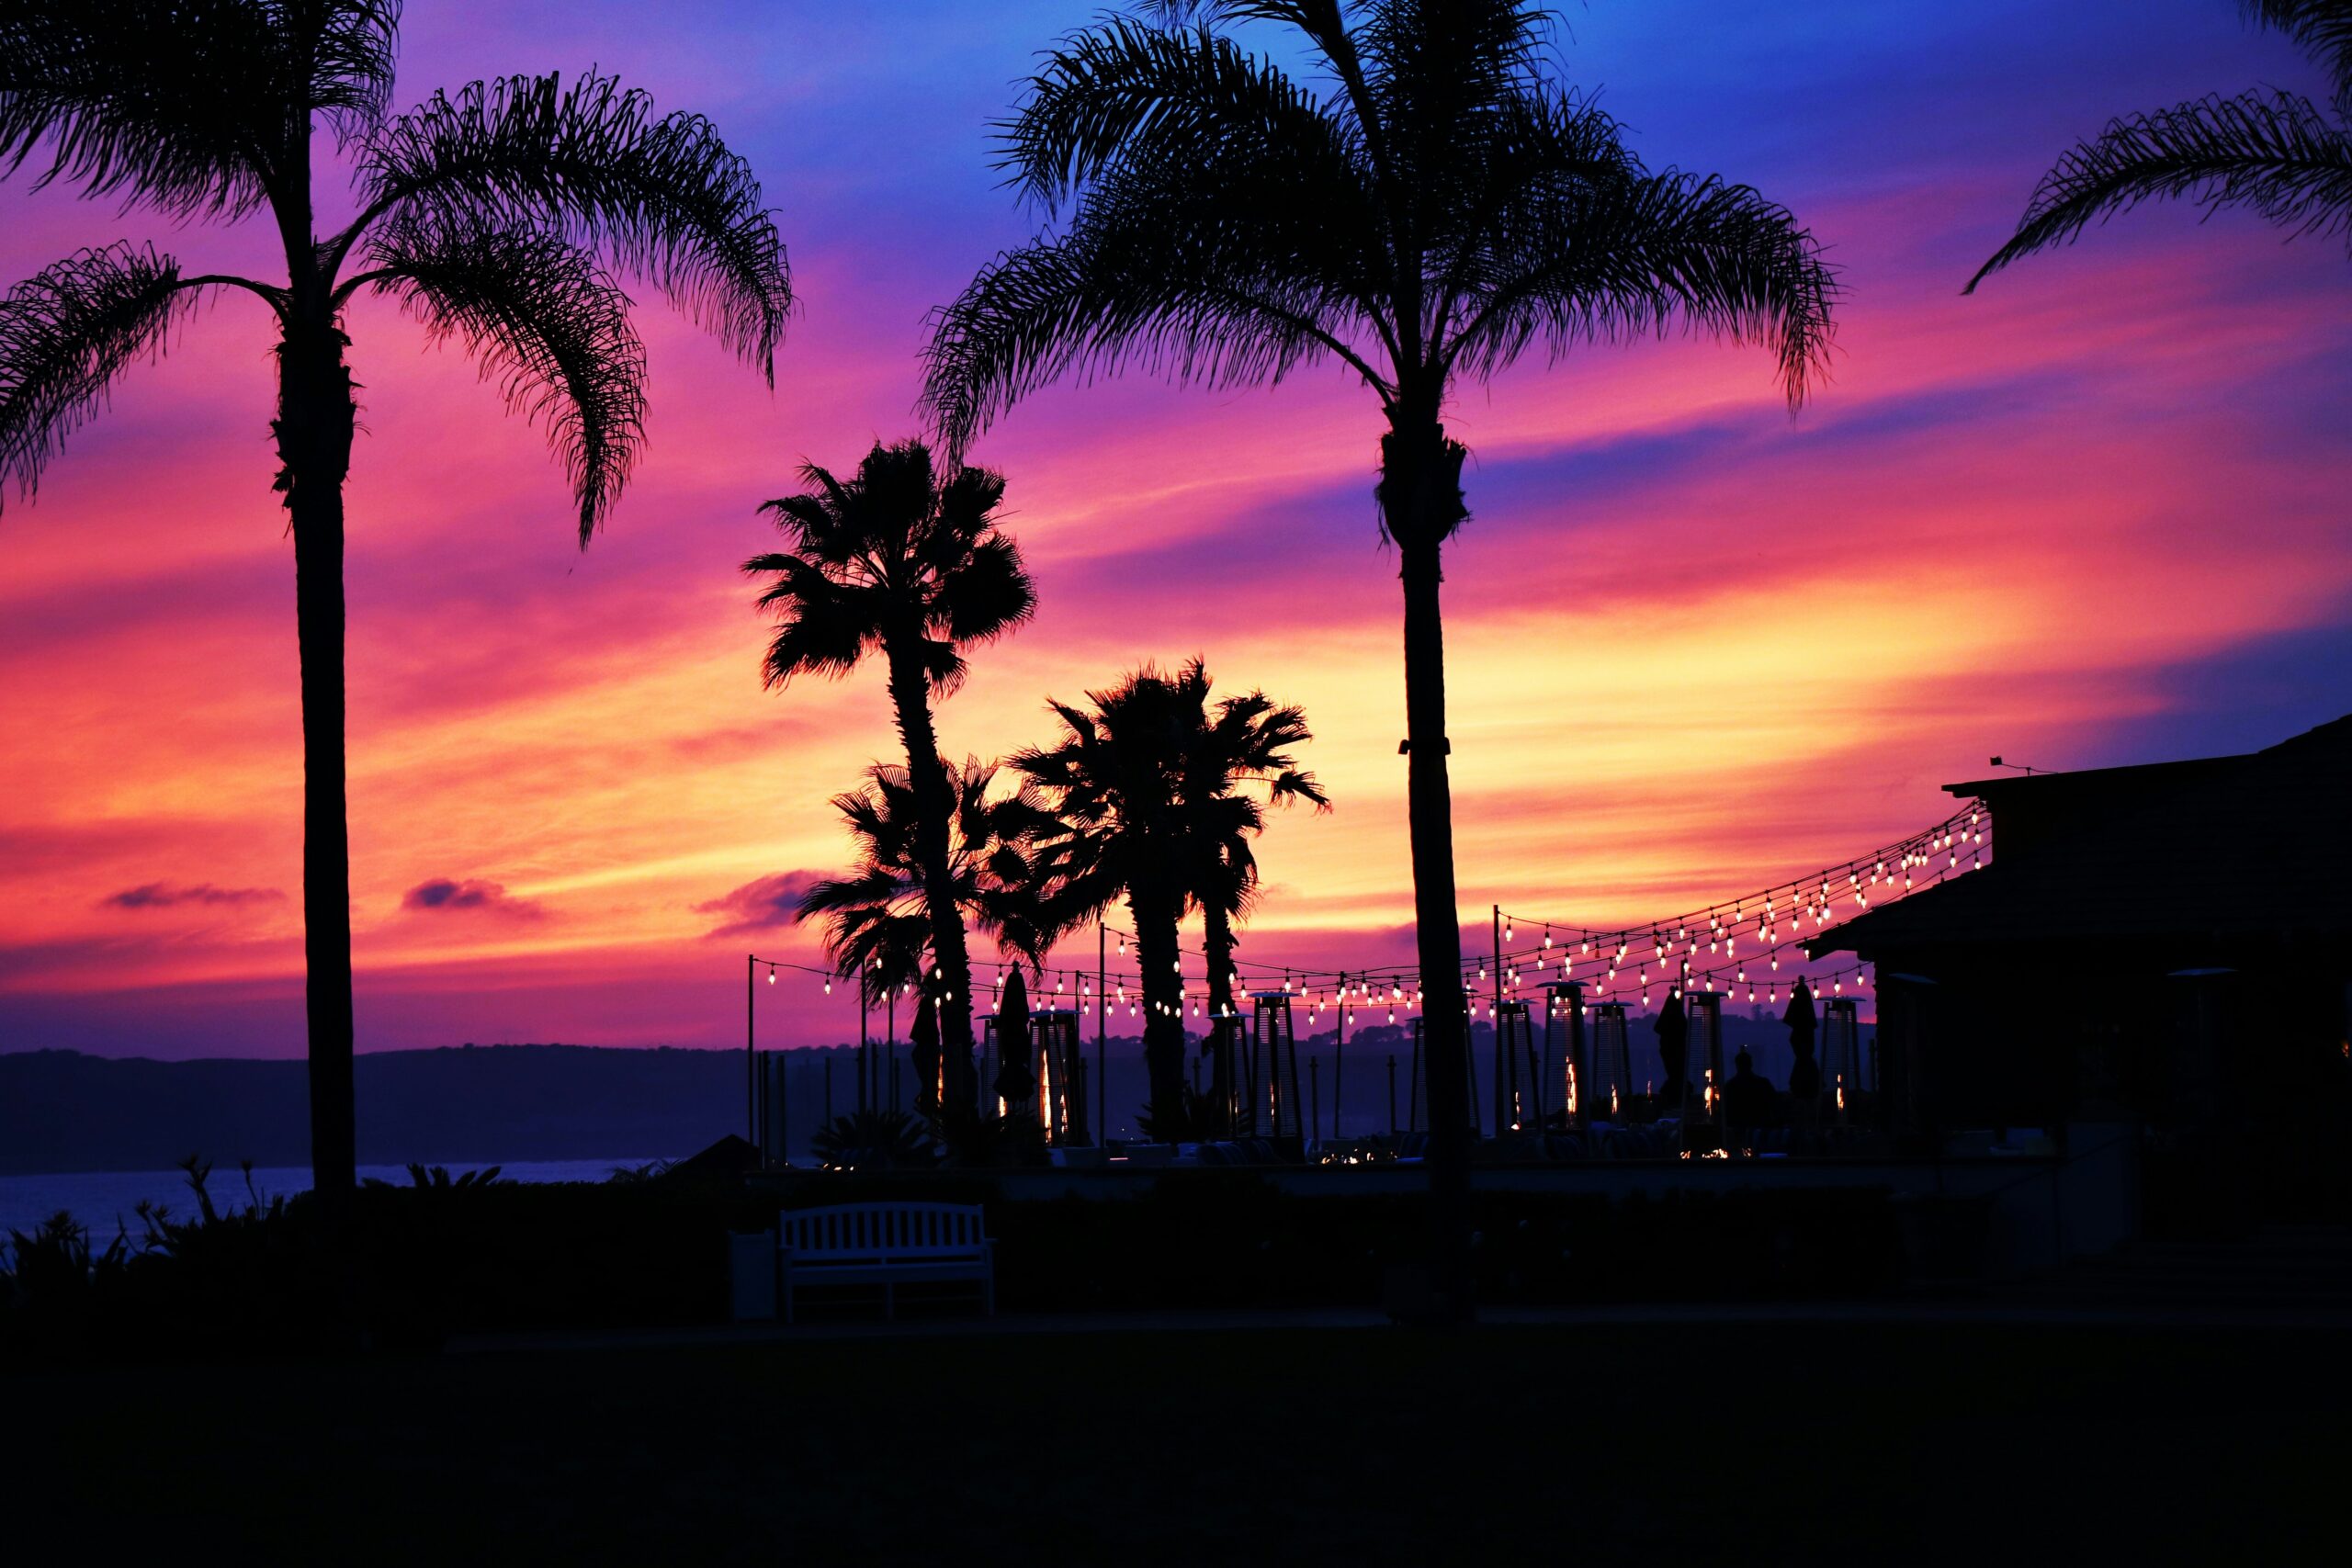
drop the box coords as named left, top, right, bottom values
left=1129, top=880, right=1188, bottom=1137
left=277, top=311, right=360, bottom=1203
left=1202, top=897, right=1239, bottom=1137
left=882, top=644, right=979, bottom=1114
left=1382, top=413, right=1475, bottom=1325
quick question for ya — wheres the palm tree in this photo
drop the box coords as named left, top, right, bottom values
left=794, top=755, right=1056, bottom=1083
left=922, top=1, right=1831, bottom=1302
left=1015, top=660, right=1322, bottom=1135
left=746, top=441, right=1035, bottom=1118
left=1970, top=2, right=2352, bottom=292
left=0, top=4, right=792, bottom=1201
left=1178, top=678, right=1328, bottom=1016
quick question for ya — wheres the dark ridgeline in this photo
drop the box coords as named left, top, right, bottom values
left=1970, top=1, right=2352, bottom=291
left=746, top=441, right=1036, bottom=1119
left=1011, top=660, right=1325, bottom=1141
left=0, top=5, right=794, bottom=1202
left=922, top=1, right=1836, bottom=1317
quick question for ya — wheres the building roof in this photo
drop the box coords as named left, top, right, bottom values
left=1810, top=714, right=2352, bottom=956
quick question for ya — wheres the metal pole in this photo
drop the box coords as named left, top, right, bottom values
left=1097, top=923, right=1108, bottom=1145
left=746, top=954, right=757, bottom=1150
left=1333, top=971, right=1348, bottom=1143
left=1491, top=906, right=1505, bottom=1134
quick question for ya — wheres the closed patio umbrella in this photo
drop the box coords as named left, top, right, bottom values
left=995, top=965, right=1035, bottom=1122
left=1655, top=989, right=1690, bottom=1108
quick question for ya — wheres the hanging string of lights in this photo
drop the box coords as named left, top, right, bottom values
left=749, top=803, right=1988, bottom=1026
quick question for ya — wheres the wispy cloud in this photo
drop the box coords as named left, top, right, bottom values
left=401, top=878, right=546, bottom=920
left=102, top=882, right=284, bottom=910
left=697, top=871, right=830, bottom=940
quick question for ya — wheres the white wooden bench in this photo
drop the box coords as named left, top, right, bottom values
left=777, top=1202, right=995, bottom=1323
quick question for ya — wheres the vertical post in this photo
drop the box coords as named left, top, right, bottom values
left=887, top=987, right=897, bottom=1113
left=1491, top=906, right=1505, bottom=1135
left=746, top=954, right=757, bottom=1151
left=1310, top=1055, right=1320, bottom=1148
left=1097, top=923, right=1108, bottom=1145
left=1333, top=972, right=1348, bottom=1143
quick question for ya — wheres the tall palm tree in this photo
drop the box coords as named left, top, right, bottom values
left=1015, top=660, right=1322, bottom=1134
left=746, top=441, right=1035, bottom=1118
left=923, top=1, right=1830, bottom=1303
left=1971, top=2, right=2352, bottom=292
left=0, top=3, right=792, bottom=1201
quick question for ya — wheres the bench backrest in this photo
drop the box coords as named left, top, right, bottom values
left=780, top=1202, right=989, bottom=1260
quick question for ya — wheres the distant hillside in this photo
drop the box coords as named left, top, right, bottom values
left=0, top=1044, right=760, bottom=1175
left=2, top=1012, right=1851, bottom=1175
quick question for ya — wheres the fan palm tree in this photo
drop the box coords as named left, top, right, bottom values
left=922, top=1, right=1832, bottom=1285
left=0, top=3, right=793, bottom=1201
left=1014, top=660, right=1322, bottom=1135
left=795, top=755, right=1056, bottom=1016
left=1179, top=680, right=1328, bottom=1023
left=1970, top=2, right=2352, bottom=292
left=747, top=441, right=1035, bottom=1118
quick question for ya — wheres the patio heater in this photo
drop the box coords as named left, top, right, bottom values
left=1032, top=1007, right=1087, bottom=1145
left=1546, top=981, right=1629, bottom=1123
left=1687, top=990, right=1726, bottom=1123
left=1821, top=998, right=1862, bottom=1122
left=1249, top=991, right=1303, bottom=1142
left=1495, top=998, right=1541, bottom=1131
left=1205, top=1011, right=1246, bottom=1137
left=1593, top=1002, right=1632, bottom=1118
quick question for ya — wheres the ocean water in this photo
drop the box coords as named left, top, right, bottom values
left=0, top=1158, right=663, bottom=1244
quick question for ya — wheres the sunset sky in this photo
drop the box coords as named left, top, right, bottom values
left=4, top=0, right=2348, bottom=1058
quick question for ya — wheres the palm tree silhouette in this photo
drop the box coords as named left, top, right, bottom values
left=745, top=442, right=1036, bottom=1116
left=1176, top=677, right=1328, bottom=1026
left=1971, top=2, right=2352, bottom=291
left=924, top=1, right=1830, bottom=1291
left=1015, top=660, right=1322, bottom=1135
left=0, top=4, right=792, bottom=1200
left=794, top=755, right=1056, bottom=1011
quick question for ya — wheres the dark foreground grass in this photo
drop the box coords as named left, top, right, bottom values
left=9, top=1321, right=2345, bottom=1565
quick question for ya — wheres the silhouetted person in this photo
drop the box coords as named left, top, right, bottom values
left=1723, top=1047, right=1776, bottom=1149
left=1655, top=990, right=1690, bottom=1109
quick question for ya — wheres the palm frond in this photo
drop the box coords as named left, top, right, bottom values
left=1003, top=14, right=1346, bottom=213
left=362, top=218, right=645, bottom=542
left=300, top=0, right=406, bottom=146
left=2245, top=0, right=2352, bottom=117
left=1445, top=154, right=1838, bottom=407
left=0, top=0, right=294, bottom=220
left=1969, top=89, right=2352, bottom=290
left=357, top=70, right=792, bottom=379
left=0, top=243, right=219, bottom=511
left=922, top=160, right=1392, bottom=454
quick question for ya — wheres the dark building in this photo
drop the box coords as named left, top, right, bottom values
left=1811, top=716, right=2352, bottom=1213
